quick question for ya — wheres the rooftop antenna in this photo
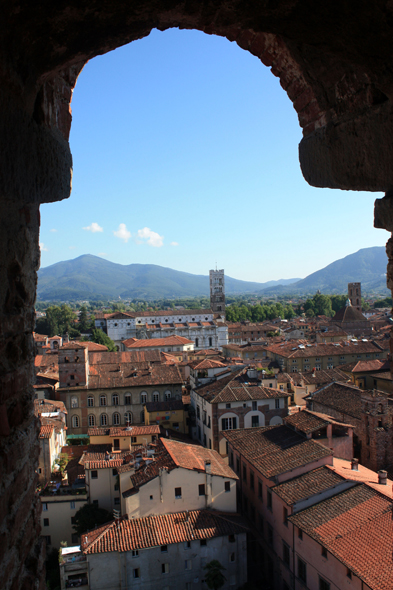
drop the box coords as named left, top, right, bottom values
left=215, top=261, right=217, bottom=271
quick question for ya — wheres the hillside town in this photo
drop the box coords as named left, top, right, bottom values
left=34, top=272, right=393, bottom=590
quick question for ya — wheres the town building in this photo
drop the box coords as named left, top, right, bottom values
left=95, top=309, right=228, bottom=349
left=120, top=437, right=238, bottom=518
left=57, top=344, right=183, bottom=435
left=348, top=281, right=362, bottom=311
left=122, top=335, right=194, bottom=354
left=191, top=367, right=290, bottom=455
left=144, top=399, right=188, bottom=433
left=40, top=485, right=88, bottom=550
left=70, top=509, right=248, bottom=590
left=227, top=321, right=281, bottom=345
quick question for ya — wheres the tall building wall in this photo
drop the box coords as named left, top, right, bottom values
left=348, top=282, right=362, bottom=311
left=209, top=269, right=225, bottom=314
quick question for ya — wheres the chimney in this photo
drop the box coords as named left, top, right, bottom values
left=351, top=458, right=359, bottom=471
left=205, top=460, right=211, bottom=474
left=378, top=470, right=387, bottom=485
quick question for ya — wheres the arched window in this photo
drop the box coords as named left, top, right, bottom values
left=113, top=412, right=120, bottom=426
left=71, top=396, right=78, bottom=408
left=140, top=392, right=147, bottom=404
left=100, top=395, right=107, bottom=406
left=112, top=393, right=119, bottom=406
left=87, top=396, right=94, bottom=407
left=88, top=414, right=95, bottom=427
left=71, top=415, right=79, bottom=428
left=124, top=393, right=132, bottom=405
left=164, top=390, right=171, bottom=400
left=153, top=391, right=160, bottom=402
left=124, top=412, right=133, bottom=425
left=140, top=410, right=145, bottom=424
left=100, top=413, right=108, bottom=426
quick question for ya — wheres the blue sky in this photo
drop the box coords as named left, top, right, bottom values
left=39, top=28, right=388, bottom=282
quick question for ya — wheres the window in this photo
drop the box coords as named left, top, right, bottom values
left=199, top=484, right=205, bottom=496
left=185, top=560, right=192, bottom=570
left=71, top=415, right=79, bottom=428
left=132, top=550, right=139, bottom=557
left=71, top=396, right=78, bottom=408
left=112, top=412, right=120, bottom=426
left=87, top=396, right=94, bottom=407
left=275, top=399, right=280, bottom=409
left=140, top=392, right=147, bottom=404
left=100, top=395, right=107, bottom=406
left=88, top=414, right=95, bottom=427
left=225, top=481, right=231, bottom=493
left=153, top=392, right=159, bottom=402
left=298, top=558, right=307, bottom=583
left=114, top=497, right=120, bottom=505
left=250, top=471, right=254, bottom=490
left=196, top=406, right=200, bottom=419
left=43, top=518, right=49, bottom=527
left=258, top=480, right=262, bottom=500
left=42, top=503, right=48, bottom=511
left=124, top=412, right=132, bottom=425
left=346, top=569, right=352, bottom=580
left=161, top=545, right=168, bottom=552
left=100, top=413, right=108, bottom=426
left=112, top=393, right=119, bottom=406
left=164, top=390, right=171, bottom=400
left=230, top=552, right=235, bottom=562
left=298, top=528, right=302, bottom=540
left=162, top=563, right=169, bottom=574
left=267, top=489, right=272, bottom=511
left=133, top=568, right=140, bottom=579
left=91, top=470, right=98, bottom=479
left=184, top=541, right=191, bottom=549
left=228, top=535, right=235, bottom=543
left=243, top=465, right=247, bottom=482
left=321, top=547, right=327, bottom=558
left=70, top=501, right=75, bottom=509
left=221, top=417, right=237, bottom=431
left=200, top=539, right=207, bottom=546
left=140, top=410, right=145, bottom=423
left=283, top=542, right=290, bottom=567
left=175, top=487, right=182, bottom=499
left=251, top=415, right=259, bottom=427
left=319, top=578, right=330, bottom=590
left=226, top=403, right=231, bottom=409
left=44, top=536, right=51, bottom=545
left=236, top=457, right=240, bottom=473
left=252, top=401, right=257, bottom=411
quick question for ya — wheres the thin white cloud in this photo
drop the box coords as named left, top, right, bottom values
left=50, top=229, right=57, bottom=233
left=69, top=246, right=76, bottom=250
left=98, top=252, right=107, bottom=256
left=114, top=223, right=131, bottom=243
left=83, top=222, right=103, bottom=233
left=170, top=241, right=179, bottom=247
left=137, top=227, right=164, bottom=247
left=39, top=242, right=48, bottom=252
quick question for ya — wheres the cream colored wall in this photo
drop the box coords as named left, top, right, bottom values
left=125, top=467, right=236, bottom=518
left=40, top=494, right=88, bottom=550
left=145, top=408, right=187, bottom=433
left=86, top=467, right=120, bottom=512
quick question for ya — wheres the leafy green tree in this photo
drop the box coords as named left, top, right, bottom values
left=330, top=294, right=347, bottom=313
left=78, top=305, right=90, bottom=332
left=72, top=503, right=112, bottom=536
left=204, top=560, right=226, bottom=590
left=284, top=304, right=296, bottom=319
left=91, top=329, right=117, bottom=351
left=44, top=304, right=78, bottom=336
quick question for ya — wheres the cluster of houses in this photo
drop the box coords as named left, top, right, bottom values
left=34, top=281, right=393, bottom=589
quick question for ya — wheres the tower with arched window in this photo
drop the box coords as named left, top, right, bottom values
left=360, top=389, right=393, bottom=472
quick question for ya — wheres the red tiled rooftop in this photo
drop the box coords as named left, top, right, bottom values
left=124, top=336, right=193, bottom=348
left=39, top=424, right=54, bottom=439
left=88, top=425, right=160, bottom=438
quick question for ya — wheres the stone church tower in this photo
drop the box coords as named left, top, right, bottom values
left=360, top=389, right=393, bottom=473
left=209, top=268, right=225, bottom=314
left=348, top=282, right=362, bottom=312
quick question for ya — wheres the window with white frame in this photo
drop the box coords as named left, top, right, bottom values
left=124, top=412, right=132, bottom=425
left=141, top=392, right=147, bottom=404
left=71, top=396, right=78, bottom=408
left=87, top=395, right=94, bottom=407
left=124, top=393, right=131, bottom=405
left=112, top=393, right=119, bottom=406
left=221, top=417, right=237, bottom=431
left=113, top=412, right=120, bottom=426
left=164, top=390, right=171, bottom=400
left=71, top=415, right=79, bottom=428
left=100, top=395, right=107, bottom=406
left=153, top=392, right=160, bottom=402
left=100, top=413, right=108, bottom=426
left=88, top=414, right=95, bottom=427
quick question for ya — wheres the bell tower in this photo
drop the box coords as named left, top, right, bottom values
left=348, top=282, right=361, bottom=312
left=209, top=268, right=225, bottom=315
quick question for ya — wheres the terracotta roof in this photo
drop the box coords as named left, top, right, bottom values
left=88, top=425, right=161, bottom=438
left=329, top=457, right=393, bottom=499
left=309, top=382, right=366, bottom=419
left=82, top=510, right=248, bottom=554
left=333, top=306, right=367, bottom=322
left=145, top=400, right=184, bottom=413
left=339, top=359, right=387, bottom=373
left=297, top=368, right=349, bottom=385
left=289, top=484, right=393, bottom=590
left=110, top=308, right=213, bottom=319
left=79, top=447, right=132, bottom=469
left=223, top=425, right=332, bottom=479
left=188, top=359, right=227, bottom=370
left=124, top=336, right=193, bottom=348
left=39, top=424, right=54, bottom=439
left=161, top=438, right=238, bottom=480
left=284, top=410, right=331, bottom=434
left=195, top=369, right=290, bottom=404
left=34, top=399, right=67, bottom=415
left=273, top=466, right=346, bottom=505
left=88, top=350, right=161, bottom=365
left=264, top=340, right=382, bottom=358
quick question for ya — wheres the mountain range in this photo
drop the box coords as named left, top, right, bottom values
left=37, top=246, right=389, bottom=301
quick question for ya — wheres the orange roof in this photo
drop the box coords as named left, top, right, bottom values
left=39, top=424, right=54, bottom=439
left=124, top=336, right=193, bottom=348
left=88, top=425, right=160, bottom=438
left=330, top=458, right=393, bottom=499
left=161, top=438, right=238, bottom=479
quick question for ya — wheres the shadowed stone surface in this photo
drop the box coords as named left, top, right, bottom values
left=2, top=1, right=393, bottom=588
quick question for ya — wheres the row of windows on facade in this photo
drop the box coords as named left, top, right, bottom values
left=71, top=411, right=141, bottom=428
left=70, top=391, right=173, bottom=408
left=196, top=400, right=280, bottom=421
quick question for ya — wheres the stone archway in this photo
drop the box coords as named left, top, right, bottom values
left=2, top=2, right=393, bottom=588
